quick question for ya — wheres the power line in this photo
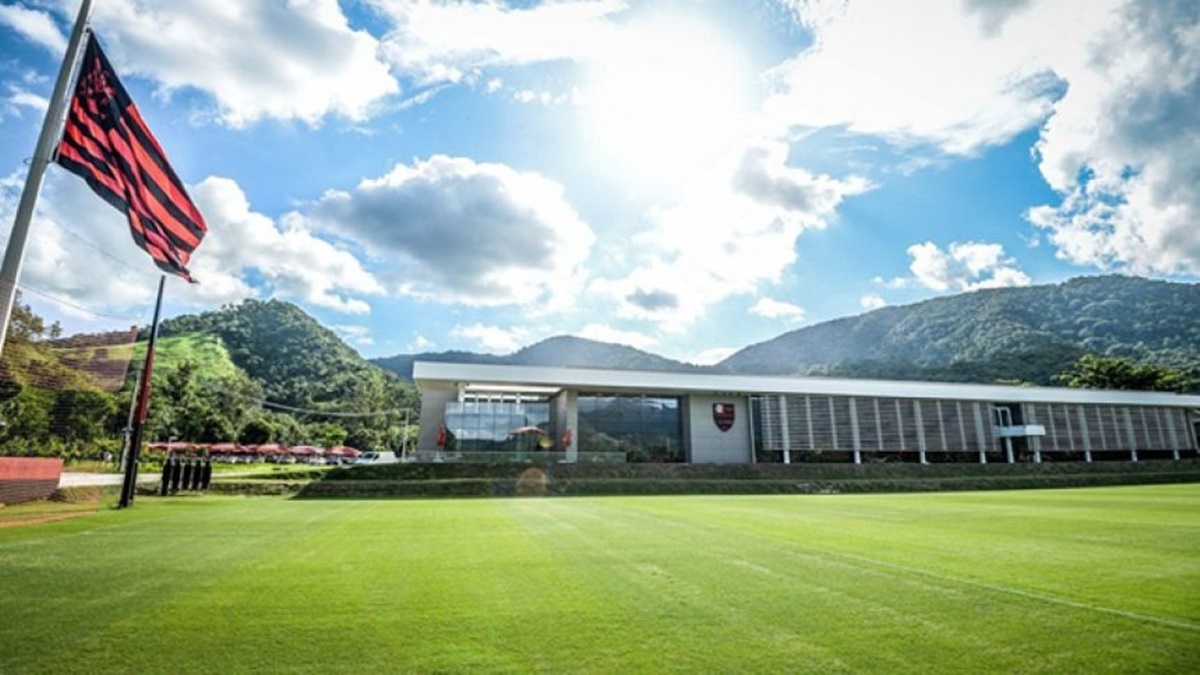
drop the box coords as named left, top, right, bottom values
left=200, top=380, right=413, bottom=419
left=17, top=282, right=145, bottom=323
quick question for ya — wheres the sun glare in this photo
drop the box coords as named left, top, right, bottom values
left=581, top=16, right=754, bottom=190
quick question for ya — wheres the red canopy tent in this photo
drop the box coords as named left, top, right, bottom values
left=147, top=441, right=193, bottom=453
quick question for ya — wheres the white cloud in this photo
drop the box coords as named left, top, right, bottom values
left=190, top=177, right=384, bottom=314
left=407, top=333, right=435, bottom=352
left=45, top=0, right=400, bottom=127
left=449, top=323, right=528, bottom=354
left=769, top=1, right=1199, bottom=278
left=763, top=0, right=1079, bottom=155
left=0, top=168, right=165, bottom=310
left=689, top=346, right=738, bottom=366
left=303, top=154, right=594, bottom=309
left=0, top=4, right=67, bottom=53
left=749, top=297, right=806, bottom=322
left=1027, top=0, right=1200, bottom=276
left=513, top=88, right=579, bottom=106
left=332, top=324, right=374, bottom=347
left=592, top=140, right=869, bottom=331
left=368, top=0, right=625, bottom=85
left=2, top=84, right=48, bottom=119
left=860, top=292, right=887, bottom=310
left=0, top=165, right=386, bottom=319
left=577, top=323, right=658, bottom=351
left=872, top=275, right=909, bottom=290
left=906, top=241, right=1031, bottom=292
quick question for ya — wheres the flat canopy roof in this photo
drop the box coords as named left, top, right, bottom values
left=413, top=362, right=1200, bottom=408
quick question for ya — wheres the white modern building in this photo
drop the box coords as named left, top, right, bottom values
left=413, top=362, right=1200, bottom=464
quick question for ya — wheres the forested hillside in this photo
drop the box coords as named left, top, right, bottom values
left=718, top=276, right=1200, bottom=385
left=157, top=299, right=407, bottom=409
left=1, top=297, right=419, bottom=457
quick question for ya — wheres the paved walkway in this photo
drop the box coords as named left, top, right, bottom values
left=58, top=472, right=157, bottom=488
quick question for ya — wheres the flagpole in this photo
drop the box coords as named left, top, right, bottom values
left=119, top=274, right=165, bottom=509
left=0, top=0, right=93, bottom=360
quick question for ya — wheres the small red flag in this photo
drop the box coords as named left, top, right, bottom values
left=56, top=34, right=207, bottom=282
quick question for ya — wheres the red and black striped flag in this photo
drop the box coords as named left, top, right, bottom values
left=56, top=34, right=206, bottom=282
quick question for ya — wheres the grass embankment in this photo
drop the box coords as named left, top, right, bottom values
left=267, top=458, right=1200, bottom=498
left=1, top=485, right=1197, bottom=672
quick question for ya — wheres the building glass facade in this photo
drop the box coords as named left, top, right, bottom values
left=577, top=394, right=683, bottom=462
left=444, top=398, right=551, bottom=453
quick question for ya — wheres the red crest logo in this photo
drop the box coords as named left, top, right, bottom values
left=713, top=403, right=735, bottom=432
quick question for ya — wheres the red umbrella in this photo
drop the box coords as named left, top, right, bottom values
left=253, top=444, right=286, bottom=455
left=327, top=446, right=361, bottom=457
left=288, top=445, right=322, bottom=456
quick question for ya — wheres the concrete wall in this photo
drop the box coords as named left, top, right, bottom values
left=685, top=395, right=751, bottom=464
left=0, top=457, right=63, bottom=504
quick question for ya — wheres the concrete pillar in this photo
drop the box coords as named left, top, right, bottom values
left=779, top=395, right=791, bottom=464
left=913, top=400, right=928, bottom=464
left=849, top=398, right=862, bottom=464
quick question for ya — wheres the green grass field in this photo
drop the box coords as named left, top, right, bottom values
left=2, top=485, right=1197, bottom=673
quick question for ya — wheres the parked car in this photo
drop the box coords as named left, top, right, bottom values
left=353, top=451, right=399, bottom=465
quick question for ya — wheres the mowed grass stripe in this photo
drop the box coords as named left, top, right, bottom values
left=0, top=486, right=1197, bottom=673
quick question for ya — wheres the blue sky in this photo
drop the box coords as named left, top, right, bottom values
left=1, top=0, right=1197, bottom=364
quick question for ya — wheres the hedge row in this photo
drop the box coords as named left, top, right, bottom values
left=287, top=470, right=1200, bottom=499
left=323, top=458, right=1200, bottom=482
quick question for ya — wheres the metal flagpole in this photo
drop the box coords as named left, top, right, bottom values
left=119, top=275, right=165, bottom=509
left=0, top=0, right=93, bottom=360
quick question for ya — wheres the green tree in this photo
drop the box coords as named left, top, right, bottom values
left=1055, top=354, right=1195, bottom=393
left=50, top=390, right=118, bottom=443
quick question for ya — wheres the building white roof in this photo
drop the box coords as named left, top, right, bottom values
left=413, top=362, right=1200, bottom=408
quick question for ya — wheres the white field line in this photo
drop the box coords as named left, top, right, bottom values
left=814, top=548, right=1200, bottom=633
left=600, top=501, right=1200, bottom=634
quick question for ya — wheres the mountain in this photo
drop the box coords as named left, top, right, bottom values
left=375, top=277, right=1199, bottom=387
left=373, top=335, right=699, bottom=380
left=718, top=275, right=1200, bottom=385
left=155, top=299, right=402, bottom=408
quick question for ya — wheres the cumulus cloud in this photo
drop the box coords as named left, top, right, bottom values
left=577, top=323, right=658, bottom=351
left=860, top=292, right=887, bottom=310
left=592, top=140, right=869, bottom=331
left=303, top=154, right=594, bottom=308
left=769, top=1, right=1199, bottom=278
left=905, top=241, right=1031, bottom=292
left=689, top=346, right=739, bottom=366
left=763, top=0, right=1077, bottom=155
left=2, top=84, right=47, bottom=119
left=0, top=168, right=166, bottom=310
left=0, top=167, right=383, bottom=316
left=190, top=177, right=384, bottom=313
left=367, top=0, right=624, bottom=84
left=332, top=324, right=374, bottom=347
left=449, top=323, right=528, bottom=354
left=407, top=333, right=435, bottom=352
left=33, top=0, right=398, bottom=127
left=749, top=297, right=806, bottom=322
left=1027, top=0, right=1200, bottom=276
left=0, top=4, right=67, bottom=53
